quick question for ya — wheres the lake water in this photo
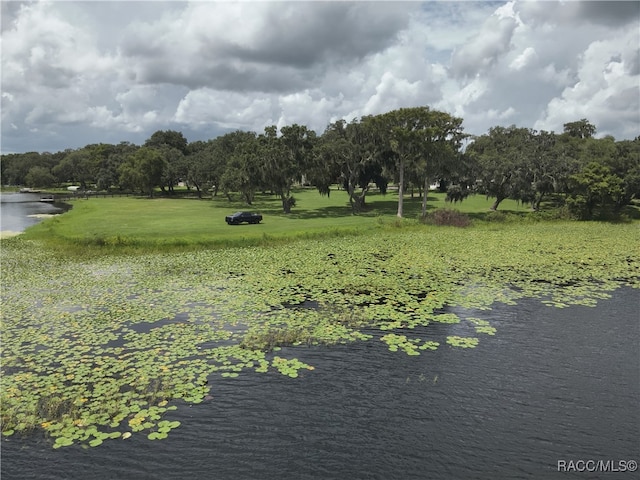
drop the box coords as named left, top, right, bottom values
left=0, top=192, right=68, bottom=234
left=1, top=287, right=638, bottom=479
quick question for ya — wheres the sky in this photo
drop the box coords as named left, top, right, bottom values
left=1, top=0, right=639, bottom=154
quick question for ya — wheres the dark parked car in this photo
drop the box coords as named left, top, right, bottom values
left=225, top=211, right=263, bottom=225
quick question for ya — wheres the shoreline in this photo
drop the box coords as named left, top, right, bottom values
left=28, top=213, right=58, bottom=218
left=0, top=230, right=23, bottom=239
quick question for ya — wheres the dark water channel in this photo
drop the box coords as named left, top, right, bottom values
left=2, top=288, right=638, bottom=480
left=0, top=192, right=68, bottom=234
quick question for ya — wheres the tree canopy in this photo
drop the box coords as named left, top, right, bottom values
left=2, top=110, right=637, bottom=219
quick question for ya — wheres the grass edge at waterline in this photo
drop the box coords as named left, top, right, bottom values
left=9, top=188, right=632, bottom=255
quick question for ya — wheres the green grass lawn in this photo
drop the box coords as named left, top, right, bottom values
left=20, top=187, right=536, bottom=251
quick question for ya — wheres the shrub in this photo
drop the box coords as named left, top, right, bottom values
left=445, top=184, right=471, bottom=204
left=422, top=209, right=471, bottom=227
left=483, top=210, right=511, bottom=222
left=524, top=206, right=575, bottom=222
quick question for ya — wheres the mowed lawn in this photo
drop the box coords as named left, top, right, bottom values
left=22, top=188, right=532, bottom=248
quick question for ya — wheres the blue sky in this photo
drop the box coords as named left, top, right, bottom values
left=1, top=1, right=638, bottom=154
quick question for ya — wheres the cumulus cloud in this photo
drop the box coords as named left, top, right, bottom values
left=450, top=12, right=518, bottom=78
left=120, top=2, right=412, bottom=91
left=517, top=0, right=639, bottom=27
left=1, top=1, right=638, bottom=154
left=0, top=1, right=132, bottom=150
left=510, top=47, right=537, bottom=71
left=535, top=26, right=640, bottom=138
left=174, top=88, right=275, bottom=131
left=2, top=2, right=113, bottom=92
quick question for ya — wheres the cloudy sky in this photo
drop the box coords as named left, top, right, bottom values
left=1, top=0, right=638, bottom=154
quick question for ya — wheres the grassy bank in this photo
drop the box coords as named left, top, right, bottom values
left=18, top=187, right=546, bottom=254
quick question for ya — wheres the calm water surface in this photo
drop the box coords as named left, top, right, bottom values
left=1, top=288, right=638, bottom=479
left=0, top=192, right=67, bottom=233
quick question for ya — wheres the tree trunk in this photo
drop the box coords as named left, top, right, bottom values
left=532, top=193, right=544, bottom=211
left=421, top=153, right=429, bottom=218
left=397, top=158, right=405, bottom=218
left=421, top=176, right=429, bottom=218
left=281, top=193, right=295, bottom=214
left=490, top=196, right=504, bottom=211
left=282, top=197, right=290, bottom=213
left=347, top=182, right=356, bottom=213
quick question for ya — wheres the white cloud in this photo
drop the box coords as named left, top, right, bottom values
left=119, top=1, right=413, bottom=92
left=535, top=26, right=640, bottom=137
left=539, top=64, right=573, bottom=87
left=510, top=47, right=537, bottom=71
left=435, top=74, right=488, bottom=121
left=1, top=1, right=638, bottom=154
left=450, top=13, right=518, bottom=78
left=277, top=91, right=345, bottom=133
left=174, top=89, right=275, bottom=131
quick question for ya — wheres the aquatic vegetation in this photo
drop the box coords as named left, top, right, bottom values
left=270, top=356, right=314, bottom=378
left=381, top=334, right=440, bottom=355
left=1, top=222, right=638, bottom=447
left=467, top=318, right=497, bottom=335
left=446, top=336, right=480, bottom=348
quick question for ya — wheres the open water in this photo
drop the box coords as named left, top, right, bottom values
left=1, top=287, right=638, bottom=479
left=0, top=192, right=67, bottom=234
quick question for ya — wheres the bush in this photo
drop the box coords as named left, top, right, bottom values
left=483, top=210, right=511, bottom=222
left=565, top=195, right=591, bottom=220
left=445, top=184, right=471, bottom=204
left=524, top=206, right=575, bottom=222
left=422, top=209, right=471, bottom=227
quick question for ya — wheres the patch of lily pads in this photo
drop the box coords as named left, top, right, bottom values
left=467, top=317, right=497, bottom=336
left=381, top=334, right=440, bottom=355
left=446, top=336, right=480, bottom=348
left=1, top=222, right=638, bottom=447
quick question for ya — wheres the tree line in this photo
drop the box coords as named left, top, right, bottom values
left=2, top=107, right=638, bottom=219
